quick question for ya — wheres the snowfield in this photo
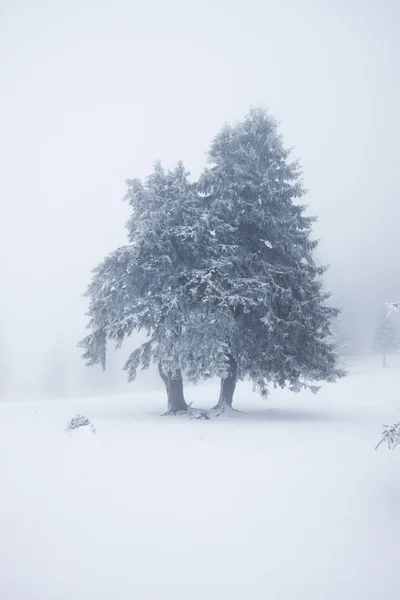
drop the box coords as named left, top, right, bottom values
left=1, top=359, right=400, bottom=600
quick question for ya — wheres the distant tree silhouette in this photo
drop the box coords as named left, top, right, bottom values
left=372, top=312, right=399, bottom=367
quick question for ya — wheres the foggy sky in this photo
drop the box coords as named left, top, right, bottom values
left=1, top=0, right=399, bottom=398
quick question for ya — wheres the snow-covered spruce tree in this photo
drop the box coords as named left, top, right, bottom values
left=191, top=107, right=344, bottom=410
left=78, top=162, right=231, bottom=414
left=372, top=312, right=399, bottom=367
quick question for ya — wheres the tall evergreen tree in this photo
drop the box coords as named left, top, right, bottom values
left=372, top=312, right=398, bottom=367
left=192, top=107, right=344, bottom=409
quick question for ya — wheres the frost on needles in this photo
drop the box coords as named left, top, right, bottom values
left=78, top=107, right=344, bottom=415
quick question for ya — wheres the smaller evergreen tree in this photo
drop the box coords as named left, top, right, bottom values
left=372, top=313, right=399, bottom=367
left=79, top=162, right=230, bottom=414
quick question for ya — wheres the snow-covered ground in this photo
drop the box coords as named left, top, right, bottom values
left=1, top=357, right=400, bottom=600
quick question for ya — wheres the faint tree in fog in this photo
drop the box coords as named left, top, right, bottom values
left=376, top=303, right=400, bottom=450
left=372, top=312, right=399, bottom=367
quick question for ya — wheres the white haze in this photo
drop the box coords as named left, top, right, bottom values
left=1, top=0, right=399, bottom=399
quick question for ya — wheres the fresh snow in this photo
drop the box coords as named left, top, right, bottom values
left=1, top=358, right=400, bottom=600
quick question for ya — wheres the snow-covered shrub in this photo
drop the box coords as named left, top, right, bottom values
left=376, top=423, right=400, bottom=450
left=64, top=414, right=96, bottom=434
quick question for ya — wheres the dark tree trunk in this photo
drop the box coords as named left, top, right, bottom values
left=212, top=354, right=238, bottom=412
left=158, top=363, right=188, bottom=415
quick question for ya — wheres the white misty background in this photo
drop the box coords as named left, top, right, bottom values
left=0, top=0, right=399, bottom=399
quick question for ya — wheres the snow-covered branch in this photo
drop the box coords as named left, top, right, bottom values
left=376, top=423, right=400, bottom=451
left=385, top=301, right=400, bottom=317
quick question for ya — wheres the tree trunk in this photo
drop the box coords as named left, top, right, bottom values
left=158, top=363, right=188, bottom=415
left=212, top=355, right=238, bottom=413
left=383, top=353, right=387, bottom=368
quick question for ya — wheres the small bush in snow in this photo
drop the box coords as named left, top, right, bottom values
left=64, top=414, right=96, bottom=434
left=376, top=423, right=400, bottom=450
